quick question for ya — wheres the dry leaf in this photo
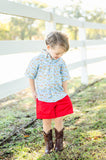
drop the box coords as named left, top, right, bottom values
left=94, top=136, right=102, bottom=140
left=24, top=135, right=30, bottom=137
left=86, top=137, right=92, bottom=140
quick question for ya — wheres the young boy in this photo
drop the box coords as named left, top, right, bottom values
left=25, top=31, right=73, bottom=154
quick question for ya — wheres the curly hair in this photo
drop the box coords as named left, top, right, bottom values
left=45, top=31, right=69, bottom=52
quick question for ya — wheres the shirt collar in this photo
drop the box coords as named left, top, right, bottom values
left=42, top=49, right=51, bottom=59
left=42, top=49, right=60, bottom=63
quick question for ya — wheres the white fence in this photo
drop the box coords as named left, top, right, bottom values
left=0, top=0, right=106, bottom=99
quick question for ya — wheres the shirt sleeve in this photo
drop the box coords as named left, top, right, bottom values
left=60, top=60, right=71, bottom=82
left=24, top=56, right=39, bottom=79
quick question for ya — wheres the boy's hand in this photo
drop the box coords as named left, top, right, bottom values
left=32, top=91, right=38, bottom=101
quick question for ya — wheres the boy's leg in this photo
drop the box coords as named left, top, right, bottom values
left=54, top=117, right=63, bottom=131
left=42, top=119, right=54, bottom=154
left=43, top=119, right=52, bottom=133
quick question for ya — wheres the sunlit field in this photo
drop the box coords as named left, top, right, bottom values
left=0, top=75, right=105, bottom=159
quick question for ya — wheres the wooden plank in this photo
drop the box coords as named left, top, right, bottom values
left=68, top=61, right=83, bottom=70
left=69, top=40, right=83, bottom=47
left=0, top=40, right=46, bottom=55
left=0, top=40, right=105, bottom=55
left=79, top=22, right=88, bottom=85
left=86, top=56, right=106, bottom=64
left=68, top=56, right=106, bottom=70
left=53, top=14, right=83, bottom=27
left=86, top=40, right=106, bottom=46
left=0, top=40, right=82, bottom=55
left=84, top=21, right=106, bottom=30
left=0, top=0, right=50, bottom=21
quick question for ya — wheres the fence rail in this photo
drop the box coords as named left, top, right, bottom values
left=0, top=0, right=106, bottom=30
left=0, top=40, right=106, bottom=55
left=0, top=0, right=106, bottom=99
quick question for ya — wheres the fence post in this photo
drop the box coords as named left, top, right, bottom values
left=78, top=17, right=88, bottom=85
left=45, top=7, right=56, bottom=36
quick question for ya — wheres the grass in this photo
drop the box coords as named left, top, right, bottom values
left=0, top=74, right=106, bottom=160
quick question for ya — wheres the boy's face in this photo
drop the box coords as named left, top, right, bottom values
left=47, top=45, right=65, bottom=60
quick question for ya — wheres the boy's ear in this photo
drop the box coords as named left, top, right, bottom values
left=47, top=45, right=50, bottom=50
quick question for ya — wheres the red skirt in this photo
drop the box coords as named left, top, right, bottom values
left=36, top=95, right=74, bottom=119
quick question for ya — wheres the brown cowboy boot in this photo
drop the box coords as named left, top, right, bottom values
left=43, top=129, right=54, bottom=154
left=54, top=128, right=64, bottom=152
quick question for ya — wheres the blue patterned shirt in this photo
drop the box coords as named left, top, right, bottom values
left=24, top=49, right=70, bottom=102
